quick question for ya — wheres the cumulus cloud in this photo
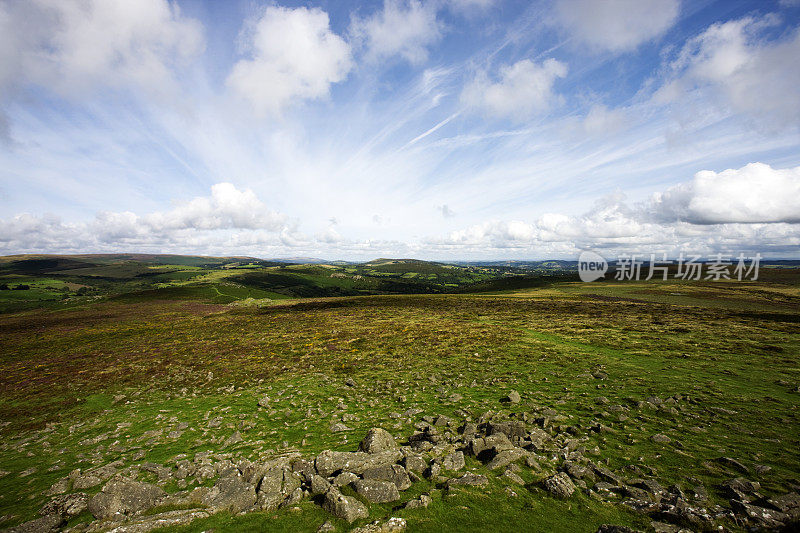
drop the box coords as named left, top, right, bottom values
left=554, top=0, right=680, bottom=53
left=461, top=59, right=568, bottom=120
left=649, top=162, right=800, bottom=224
left=0, top=183, right=290, bottom=254
left=655, top=15, right=800, bottom=129
left=350, top=0, right=443, bottom=65
left=426, top=162, right=800, bottom=257
left=0, top=0, right=203, bottom=99
left=227, top=6, right=353, bottom=115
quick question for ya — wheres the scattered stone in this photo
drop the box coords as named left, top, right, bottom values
left=352, top=479, right=400, bottom=503
left=39, top=493, right=88, bottom=518
left=404, top=493, right=432, bottom=509
left=88, top=480, right=165, bottom=519
left=310, top=475, right=332, bottom=496
left=345, top=378, right=357, bottom=387
left=204, top=469, right=257, bottom=513
left=323, top=488, right=368, bottom=523
left=504, top=390, right=521, bottom=404
left=717, top=456, right=749, bottom=473
left=486, top=448, right=527, bottom=470
left=351, top=517, right=407, bottom=533
left=5, top=514, right=65, bottom=533
left=402, top=455, right=427, bottom=474
left=441, top=451, right=465, bottom=471
left=650, top=434, right=671, bottom=443
left=543, top=473, right=575, bottom=498
left=331, top=423, right=351, bottom=433
left=359, top=428, right=398, bottom=454
left=731, top=500, right=789, bottom=529
left=317, top=520, right=335, bottom=532
left=333, top=472, right=359, bottom=487
left=503, top=470, right=525, bottom=485
left=223, top=431, right=243, bottom=447
left=362, top=464, right=412, bottom=490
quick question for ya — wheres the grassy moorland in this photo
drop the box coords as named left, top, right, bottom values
left=0, top=256, right=798, bottom=532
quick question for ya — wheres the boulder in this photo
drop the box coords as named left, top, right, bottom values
left=544, top=472, right=575, bottom=498
left=469, top=433, right=513, bottom=460
left=5, top=514, right=65, bottom=533
left=353, top=479, right=401, bottom=503
left=88, top=480, right=165, bottom=519
left=505, top=390, right=521, bottom=403
left=310, top=475, right=332, bottom=495
left=315, top=449, right=401, bottom=477
left=323, top=488, right=368, bottom=523
left=359, top=428, right=399, bottom=454
left=401, top=455, right=427, bottom=474
left=39, top=493, right=88, bottom=518
left=204, top=469, right=257, bottom=513
left=441, top=451, right=465, bottom=471
left=362, top=464, right=412, bottom=490
left=486, top=448, right=527, bottom=470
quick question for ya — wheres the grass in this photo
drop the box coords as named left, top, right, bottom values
left=0, top=260, right=798, bottom=531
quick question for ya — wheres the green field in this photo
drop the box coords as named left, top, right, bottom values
left=0, top=255, right=798, bottom=532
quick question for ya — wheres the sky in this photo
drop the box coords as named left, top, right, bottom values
left=0, top=0, right=799, bottom=261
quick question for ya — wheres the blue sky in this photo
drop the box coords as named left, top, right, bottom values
left=1, top=0, right=799, bottom=260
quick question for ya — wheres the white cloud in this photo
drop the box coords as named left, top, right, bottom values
left=350, top=0, right=443, bottom=65
left=649, top=162, right=800, bottom=224
left=554, top=0, right=680, bottom=53
left=426, top=162, right=800, bottom=257
left=655, top=15, right=800, bottom=129
left=461, top=59, right=567, bottom=120
left=227, top=6, right=353, bottom=115
left=580, top=104, right=628, bottom=136
left=0, top=183, right=291, bottom=254
left=0, top=0, right=203, bottom=99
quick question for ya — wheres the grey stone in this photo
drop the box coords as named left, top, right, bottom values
left=505, top=390, right=521, bottom=403
left=310, top=475, right=332, bottom=495
left=333, top=472, right=359, bottom=487
left=315, top=449, right=402, bottom=477
left=5, top=514, right=65, bottom=533
left=404, top=493, right=432, bottom=509
left=486, top=448, right=527, bottom=470
left=359, top=428, right=398, bottom=454
left=441, top=451, right=465, bottom=471
left=88, top=480, right=166, bottom=519
left=544, top=472, right=576, bottom=498
left=204, top=470, right=257, bottom=513
left=323, top=488, right=368, bottom=523
left=402, top=455, right=427, bottom=474
left=39, top=492, right=88, bottom=518
left=352, top=479, right=400, bottom=503
left=351, top=517, right=408, bottom=532
left=362, top=464, right=412, bottom=490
